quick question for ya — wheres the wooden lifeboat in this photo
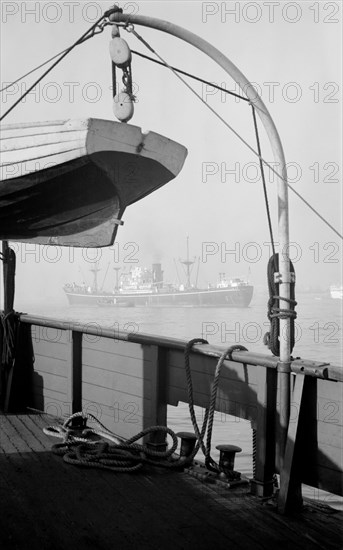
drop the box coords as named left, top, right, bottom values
left=0, top=118, right=187, bottom=247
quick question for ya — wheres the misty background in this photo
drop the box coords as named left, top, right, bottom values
left=0, top=1, right=341, bottom=310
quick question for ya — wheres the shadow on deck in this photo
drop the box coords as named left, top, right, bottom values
left=1, top=413, right=342, bottom=550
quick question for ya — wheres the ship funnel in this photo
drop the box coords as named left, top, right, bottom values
left=152, top=263, right=163, bottom=289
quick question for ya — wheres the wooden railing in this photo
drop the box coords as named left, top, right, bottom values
left=10, top=313, right=343, bottom=511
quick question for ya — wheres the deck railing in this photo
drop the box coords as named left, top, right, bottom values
left=6, top=313, right=343, bottom=512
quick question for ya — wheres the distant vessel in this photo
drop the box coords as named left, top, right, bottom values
left=63, top=241, right=253, bottom=308
left=330, top=285, right=343, bottom=300
left=63, top=264, right=253, bottom=308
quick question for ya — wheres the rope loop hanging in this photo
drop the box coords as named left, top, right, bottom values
left=184, top=339, right=248, bottom=474
left=263, top=254, right=297, bottom=356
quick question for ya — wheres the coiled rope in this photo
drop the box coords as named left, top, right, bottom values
left=263, top=254, right=297, bottom=356
left=44, top=412, right=186, bottom=472
left=44, top=341, right=249, bottom=474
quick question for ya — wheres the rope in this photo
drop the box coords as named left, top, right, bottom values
left=263, top=254, right=297, bottom=356
left=0, top=312, right=18, bottom=365
left=205, top=344, right=248, bottom=472
left=44, top=412, right=190, bottom=472
left=0, top=12, right=117, bottom=122
left=132, top=41, right=339, bottom=245
left=125, top=25, right=267, bottom=169
left=44, top=342, right=249, bottom=475
left=124, top=24, right=342, bottom=241
left=0, top=310, right=20, bottom=409
left=0, top=25, right=109, bottom=95
left=43, top=411, right=124, bottom=445
left=184, top=340, right=248, bottom=473
left=283, top=185, right=342, bottom=240
left=251, top=104, right=276, bottom=260
left=0, top=49, right=71, bottom=94
left=252, top=426, right=257, bottom=479
left=184, top=338, right=209, bottom=458
left=131, top=49, right=248, bottom=101
left=1, top=17, right=340, bottom=238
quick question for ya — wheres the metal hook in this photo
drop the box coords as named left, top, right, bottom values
left=124, top=22, right=134, bottom=33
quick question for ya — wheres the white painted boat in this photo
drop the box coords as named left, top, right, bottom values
left=0, top=118, right=187, bottom=247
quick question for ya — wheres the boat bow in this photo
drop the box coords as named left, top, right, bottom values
left=0, top=118, right=187, bottom=247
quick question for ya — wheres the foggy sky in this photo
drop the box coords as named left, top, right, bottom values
left=0, top=1, right=342, bottom=307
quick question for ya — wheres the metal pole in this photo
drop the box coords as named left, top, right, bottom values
left=2, top=241, right=9, bottom=313
left=113, top=267, right=121, bottom=291
left=111, top=10, right=291, bottom=472
left=1, top=240, right=15, bottom=314
left=112, top=61, right=116, bottom=98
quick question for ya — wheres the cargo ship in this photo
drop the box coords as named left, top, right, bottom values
left=63, top=260, right=253, bottom=308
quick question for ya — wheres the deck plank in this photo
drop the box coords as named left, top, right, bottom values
left=0, top=413, right=342, bottom=550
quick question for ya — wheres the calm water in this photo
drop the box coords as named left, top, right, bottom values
left=20, top=291, right=342, bottom=507
left=22, top=289, right=342, bottom=364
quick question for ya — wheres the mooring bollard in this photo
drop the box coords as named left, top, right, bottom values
left=176, top=432, right=197, bottom=458
left=216, top=444, right=242, bottom=474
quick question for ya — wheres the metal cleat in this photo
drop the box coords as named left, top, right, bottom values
left=216, top=444, right=242, bottom=475
left=176, top=431, right=197, bottom=459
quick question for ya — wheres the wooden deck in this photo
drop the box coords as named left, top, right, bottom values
left=1, top=413, right=342, bottom=550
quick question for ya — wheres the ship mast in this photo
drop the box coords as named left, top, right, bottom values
left=180, top=236, right=195, bottom=289
left=113, top=267, right=121, bottom=291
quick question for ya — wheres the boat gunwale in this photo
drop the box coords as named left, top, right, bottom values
left=18, top=312, right=343, bottom=381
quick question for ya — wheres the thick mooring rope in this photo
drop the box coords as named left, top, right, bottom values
left=184, top=340, right=248, bottom=472
left=44, top=412, right=188, bottom=472
left=263, top=254, right=297, bottom=356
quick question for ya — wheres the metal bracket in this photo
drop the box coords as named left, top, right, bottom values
left=277, top=361, right=291, bottom=373
left=291, top=359, right=330, bottom=379
left=274, top=272, right=296, bottom=284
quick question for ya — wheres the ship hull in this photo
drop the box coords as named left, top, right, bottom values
left=64, top=285, right=254, bottom=308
